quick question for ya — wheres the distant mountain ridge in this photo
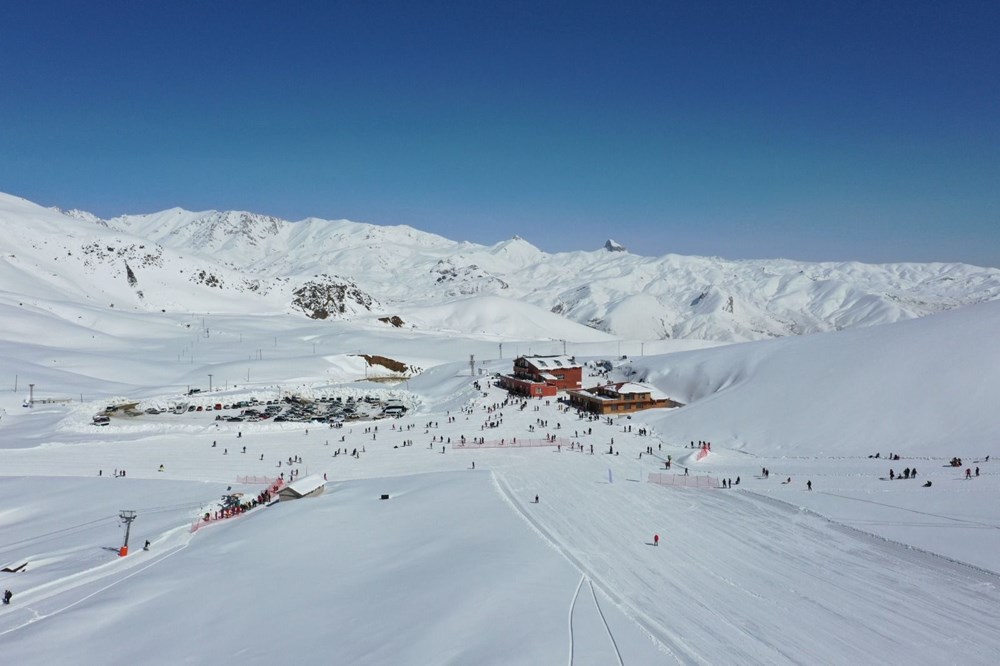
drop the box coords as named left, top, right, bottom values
left=3, top=192, right=997, bottom=342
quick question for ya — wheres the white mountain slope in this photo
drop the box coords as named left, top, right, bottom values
left=622, top=297, right=1000, bottom=458
left=2, top=289, right=1000, bottom=663
left=3, top=191, right=997, bottom=342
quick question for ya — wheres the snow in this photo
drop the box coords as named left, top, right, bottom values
left=5, top=191, right=1000, bottom=342
left=2, top=191, right=1000, bottom=663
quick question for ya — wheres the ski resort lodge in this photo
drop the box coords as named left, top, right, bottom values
left=566, top=382, right=682, bottom=415
left=499, top=355, right=583, bottom=397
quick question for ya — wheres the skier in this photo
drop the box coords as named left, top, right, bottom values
left=966, top=468, right=972, bottom=479
left=3, top=589, right=11, bottom=605
left=534, top=494, right=539, bottom=504
left=143, top=539, right=150, bottom=551
left=807, top=480, right=812, bottom=491
left=654, top=534, right=659, bottom=547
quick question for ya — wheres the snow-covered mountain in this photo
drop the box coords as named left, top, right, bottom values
left=5, top=192, right=999, bottom=342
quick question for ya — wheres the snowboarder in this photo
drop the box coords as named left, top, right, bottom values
left=654, top=534, right=659, bottom=547
left=143, top=539, right=150, bottom=551
left=975, top=467, right=980, bottom=477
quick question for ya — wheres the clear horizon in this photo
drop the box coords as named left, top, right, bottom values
left=2, top=1, right=998, bottom=267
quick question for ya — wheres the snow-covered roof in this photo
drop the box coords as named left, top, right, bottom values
left=612, top=382, right=669, bottom=400
left=281, top=474, right=326, bottom=497
left=575, top=382, right=670, bottom=401
left=524, top=355, right=578, bottom=369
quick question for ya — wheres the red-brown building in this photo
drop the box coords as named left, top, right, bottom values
left=499, top=355, right=583, bottom=397
left=566, top=382, right=682, bottom=415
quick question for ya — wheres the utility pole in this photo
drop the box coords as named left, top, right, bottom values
left=28, top=383, right=34, bottom=406
left=208, top=374, right=213, bottom=392
left=119, top=510, right=137, bottom=557
left=498, top=343, right=502, bottom=360
left=469, top=354, right=475, bottom=376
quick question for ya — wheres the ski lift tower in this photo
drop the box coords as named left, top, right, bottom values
left=469, top=354, right=475, bottom=377
left=119, top=510, right=137, bottom=556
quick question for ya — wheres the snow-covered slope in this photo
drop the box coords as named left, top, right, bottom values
left=3, top=191, right=997, bottom=342
left=622, top=298, right=1000, bottom=457
left=2, top=293, right=1000, bottom=663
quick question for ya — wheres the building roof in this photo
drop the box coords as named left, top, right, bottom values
left=523, top=355, right=579, bottom=370
left=575, top=382, right=671, bottom=401
left=613, top=382, right=669, bottom=399
left=280, top=474, right=326, bottom=498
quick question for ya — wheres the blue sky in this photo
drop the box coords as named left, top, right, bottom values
left=2, top=1, right=998, bottom=266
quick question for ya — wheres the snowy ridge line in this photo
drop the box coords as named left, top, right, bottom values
left=490, top=472, right=688, bottom=664
left=739, top=489, right=1000, bottom=580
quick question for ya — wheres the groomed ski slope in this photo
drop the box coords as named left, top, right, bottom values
left=1, top=293, right=1000, bottom=663
left=1, top=367, right=999, bottom=664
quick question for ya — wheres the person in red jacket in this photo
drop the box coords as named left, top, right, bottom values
left=654, top=534, right=659, bottom=547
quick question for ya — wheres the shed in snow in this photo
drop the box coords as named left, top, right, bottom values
left=278, top=474, right=326, bottom=501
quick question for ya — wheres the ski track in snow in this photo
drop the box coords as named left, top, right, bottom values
left=492, top=451, right=1000, bottom=665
